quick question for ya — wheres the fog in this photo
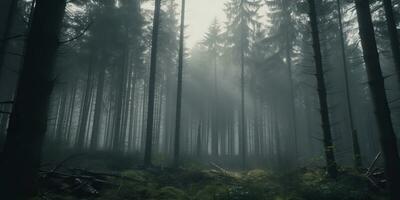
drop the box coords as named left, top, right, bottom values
left=0, top=0, right=400, bottom=199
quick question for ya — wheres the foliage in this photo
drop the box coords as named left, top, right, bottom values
left=34, top=166, right=389, bottom=200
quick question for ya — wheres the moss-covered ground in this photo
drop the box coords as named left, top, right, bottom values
left=33, top=166, right=389, bottom=200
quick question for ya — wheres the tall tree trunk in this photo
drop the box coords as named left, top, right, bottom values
left=0, top=0, right=66, bottom=198
left=307, top=0, right=338, bottom=178
left=90, top=61, right=106, bottom=150
left=282, top=0, right=298, bottom=161
left=0, top=0, right=18, bottom=78
left=76, top=63, right=94, bottom=149
left=382, top=0, right=400, bottom=85
left=55, top=89, right=67, bottom=144
left=336, top=0, right=362, bottom=170
left=240, top=12, right=247, bottom=170
left=144, top=0, right=161, bottom=167
left=66, top=82, right=77, bottom=144
left=212, top=55, right=219, bottom=157
left=354, top=0, right=400, bottom=199
left=113, top=48, right=128, bottom=152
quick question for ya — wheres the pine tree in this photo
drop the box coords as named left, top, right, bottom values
left=224, top=0, right=261, bottom=169
left=307, top=0, right=338, bottom=178
left=144, top=0, right=162, bottom=167
left=202, top=19, right=222, bottom=157
left=173, top=0, right=186, bottom=167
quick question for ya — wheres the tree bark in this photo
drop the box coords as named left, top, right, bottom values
left=175, top=15, right=187, bottom=163
left=144, top=0, right=162, bottom=167
left=354, top=0, right=400, bottom=199
left=0, top=0, right=67, bottom=198
left=307, top=0, right=338, bottom=178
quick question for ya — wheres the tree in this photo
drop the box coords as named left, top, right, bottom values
left=264, top=0, right=299, bottom=161
left=0, top=0, right=67, bottom=198
left=144, top=0, right=162, bottom=167
left=173, top=0, right=186, bottom=167
left=382, top=0, right=400, bottom=86
left=354, top=0, right=400, bottom=199
left=224, top=0, right=261, bottom=169
left=336, top=0, right=362, bottom=170
left=307, top=0, right=338, bottom=178
left=202, top=19, right=222, bottom=157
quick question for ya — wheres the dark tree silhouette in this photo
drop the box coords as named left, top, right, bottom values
left=144, top=0, right=162, bottom=167
left=0, top=0, right=67, bottom=198
left=307, top=0, right=338, bottom=178
left=354, top=0, right=400, bottom=199
left=173, top=0, right=186, bottom=167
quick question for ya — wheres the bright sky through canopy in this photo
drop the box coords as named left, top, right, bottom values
left=184, top=0, right=227, bottom=48
left=143, top=0, right=228, bottom=49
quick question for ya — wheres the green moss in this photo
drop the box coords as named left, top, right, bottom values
left=152, top=186, right=189, bottom=200
left=34, top=167, right=389, bottom=200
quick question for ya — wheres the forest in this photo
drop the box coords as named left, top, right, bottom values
left=0, top=0, right=399, bottom=199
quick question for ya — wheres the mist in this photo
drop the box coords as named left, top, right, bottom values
left=0, top=0, right=400, bottom=199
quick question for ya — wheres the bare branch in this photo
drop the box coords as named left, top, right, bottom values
left=59, top=21, right=93, bottom=44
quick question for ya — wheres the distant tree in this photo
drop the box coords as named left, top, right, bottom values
left=264, top=0, right=299, bottom=161
left=307, top=0, right=338, bottom=178
left=224, top=0, right=261, bottom=169
left=354, top=0, right=400, bottom=199
left=0, top=0, right=67, bottom=198
left=336, top=0, right=362, bottom=170
left=202, top=19, right=222, bottom=157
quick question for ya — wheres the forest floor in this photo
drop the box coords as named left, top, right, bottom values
left=33, top=163, right=389, bottom=200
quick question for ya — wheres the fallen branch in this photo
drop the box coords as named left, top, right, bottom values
left=366, top=152, right=381, bottom=176
left=51, top=153, right=86, bottom=173
left=68, top=168, right=145, bottom=183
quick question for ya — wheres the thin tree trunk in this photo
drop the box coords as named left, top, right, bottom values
left=144, top=0, right=161, bottom=167
left=240, top=13, right=247, bottom=170
left=307, top=0, right=338, bottom=178
left=66, top=81, right=77, bottom=143
left=55, top=89, right=67, bottom=144
left=0, top=0, right=66, bottom=198
left=354, top=0, right=400, bottom=198
left=76, top=63, right=94, bottom=149
left=113, top=48, right=128, bottom=152
left=173, top=0, right=186, bottom=167
left=90, top=61, right=106, bottom=150
left=336, top=0, right=362, bottom=170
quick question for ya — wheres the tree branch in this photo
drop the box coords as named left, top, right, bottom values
left=59, top=21, right=93, bottom=44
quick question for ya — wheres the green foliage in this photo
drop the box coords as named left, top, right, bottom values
left=35, top=167, right=389, bottom=200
